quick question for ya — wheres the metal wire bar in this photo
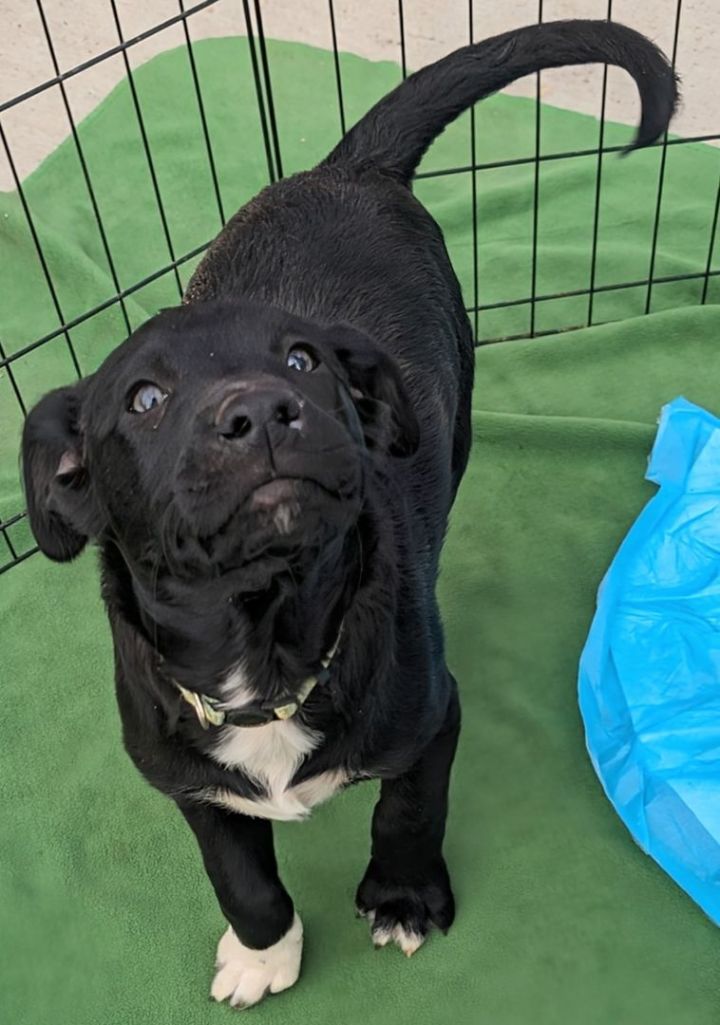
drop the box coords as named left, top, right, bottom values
left=469, top=266, right=720, bottom=313
left=0, top=120, right=82, bottom=378
left=0, top=238, right=213, bottom=372
left=0, top=546, right=39, bottom=576
left=529, top=0, right=544, bottom=337
left=109, top=0, right=183, bottom=298
left=1, top=526, right=18, bottom=561
left=328, top=0, right=346, bottom=136
left=241, top=0, right=277, bottom=183
left=587, top=0, right=613, bottom=326
left=478, top=323, right=599, bottom=345
left=414, top=132, right=720, bottom=179
left=398, top=0, right=407, bottom=80
left=3, top=120, right=713, bottom=373
left=178, top=0, right=226, bottom=225
left=0, top=339, right=28, bottom=415
left=0, top=0, right=222, bottom=116
left=252, top=0, right=283, bottom=178
left=35, top=0, right=132, bottom=338
left=0, top=513, right=32, bottom=572
left=0, top=511, right=27, bottom=531
left=644, top=0, right=683, bottom=314
left=701, top=175, right=720, bottom=304
left=4, top=245, right=716, bottom=376
left=469, top=0, right=479, bottom=340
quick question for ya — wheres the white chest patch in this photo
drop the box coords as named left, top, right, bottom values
left=205, top=669, right=346, bottom=821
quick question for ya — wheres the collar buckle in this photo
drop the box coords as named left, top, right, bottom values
left=175, top=683, right=226, bottom=730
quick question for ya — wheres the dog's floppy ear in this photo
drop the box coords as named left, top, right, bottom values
left=21, top=382, right=100, bottom=562
left=327, top=328, right=420, bottom=458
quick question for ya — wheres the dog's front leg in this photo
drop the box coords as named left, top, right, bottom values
left=357, top=682, right=461, bottom=956
left=177, top=800, right=302, bottom=1009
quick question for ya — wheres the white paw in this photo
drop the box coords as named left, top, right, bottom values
left=365, top=909, right=426, bottom=957
left=210, top=913, right=303, bottom=1009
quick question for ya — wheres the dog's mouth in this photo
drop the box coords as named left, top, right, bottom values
left=188, top=477, right=340, bottom=562
left=163, top=466, right=362, bottom=585
left=243, top=477, right=323, bottom=538
left=247, top=477, right=319, bottom=512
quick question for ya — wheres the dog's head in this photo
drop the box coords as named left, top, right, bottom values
left=21, top=301, right=419, bottom=590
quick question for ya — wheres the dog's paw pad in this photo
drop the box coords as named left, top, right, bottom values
left=371, top=918, right=426, bottom=957
left=361, top=897, right=431, bottom=956
left=356, top=857, right=455, bottom=956
left=210, top=914, right=303, bottom=1009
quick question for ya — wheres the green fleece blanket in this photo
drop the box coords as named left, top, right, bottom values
left=2, top=37, right=720, bottom=1025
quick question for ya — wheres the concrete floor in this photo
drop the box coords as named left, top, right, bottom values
left=1, top=0, right=718, bottom=190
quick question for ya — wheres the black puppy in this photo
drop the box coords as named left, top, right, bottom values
left=21, top=21, right=676, bottom=1010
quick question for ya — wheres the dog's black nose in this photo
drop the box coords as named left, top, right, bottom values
left=216, top=388, right=303, bottom=442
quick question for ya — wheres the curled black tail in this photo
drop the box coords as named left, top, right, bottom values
left=323, top=19, right=678, bottom=184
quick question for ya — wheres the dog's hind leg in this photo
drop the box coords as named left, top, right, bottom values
left=356, top=678, right=461, bottom=955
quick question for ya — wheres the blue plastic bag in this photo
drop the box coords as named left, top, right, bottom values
left=579, top=396, right=720, bottom=924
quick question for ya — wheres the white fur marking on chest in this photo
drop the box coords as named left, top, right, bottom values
left=209, top=722, right=347, bottom=821
left=208, top=668, right=346, bottom=820
left=209, top=766, right=347, bottom=822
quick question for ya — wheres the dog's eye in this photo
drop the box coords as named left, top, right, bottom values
left=286, top=346, right=317, bottom=373
left=129, top=382, right=168, bottom=414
